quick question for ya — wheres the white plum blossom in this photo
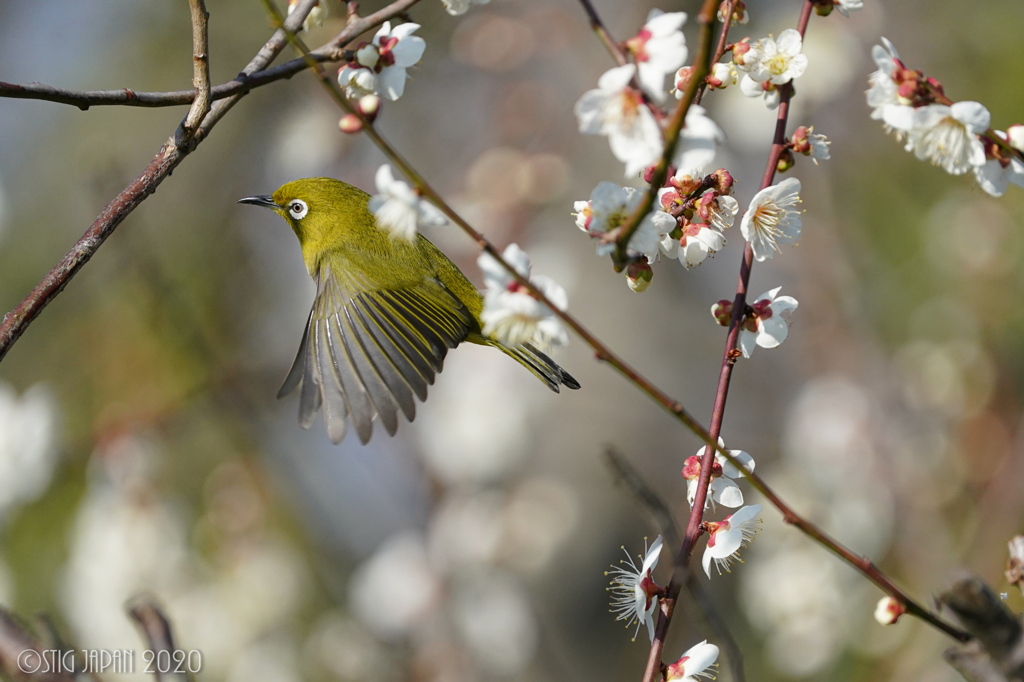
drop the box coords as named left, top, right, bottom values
left=368, top=164, right=446, bottom=241
left=738, top=287, right=798, bottom=358
left=739, top=75, right=781, bottom=110
left=478, top=244, right=569, bottom=351
left=706, top=62, right=737, bottom=90
left=896, top=102, right=991, bottom=175
left=739, top=29, right=808, bottom=87
left=874, top=596, right=906, bottom=625
left=808, top=130, right=831, bottom=164
left=975, top=131, right=1024, bottom=197
left=676, top=105, right=726, bottom=171
left=606, top=535, right=663, bottom=642
left=702, top=504, right=762, bottom=578
left=740, top=177, right=802, bottom=262
left=575, top=65, right=663, bottom=177
left=665, top=641, right=720, bottom=682
left=337, top=22, right=426, bottom=101
left=659, top=223, right=724, bottom=269
left=440, top=0, right=490, bottom=15
left=625, top=10, right=688, bottom=102
left=682, top=439, right=755, bottom=510
left=835, top=0, right=864, bottom=17
left=866, top=38, right=913, bottom=125
left=574, top=182, right=675, bottom=263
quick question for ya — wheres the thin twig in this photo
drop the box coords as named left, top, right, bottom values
left=611, top=0, right=721, bottom=271
left=127, top=595, right=189, bottom=681
left=176, top=0, right=211, bottom=147
left=0, top=0, right=419, bottom=111
left=0, top=0, right=422, bottom=364
left=574, top=0, right=628, bottom=66
left=605, top=447, right=681, bottom=550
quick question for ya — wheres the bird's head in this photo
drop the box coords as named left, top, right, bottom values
left=239, top=177, right=375, bottom=272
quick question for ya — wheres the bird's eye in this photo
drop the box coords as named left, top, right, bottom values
left=288, top=199, right=308, bottom=219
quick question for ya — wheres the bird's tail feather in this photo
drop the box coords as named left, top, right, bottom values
left=488, top=341, right=581, bottom=392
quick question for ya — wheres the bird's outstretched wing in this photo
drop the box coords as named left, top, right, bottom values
left=279, top=260, right=476, bottom=444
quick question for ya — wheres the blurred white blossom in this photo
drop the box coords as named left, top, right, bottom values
left=0, top=383, right=58, bottom=519
left=835, top=0, right=864, bottom=17
left=348, top=532, right=441, bottom=640
left=440, top=0, right=490, bottom=15
left=575, top=64, right=663, bottom=177
left=478, top=244, right=569, bottom=351
left=368, top=164, right=446, bottom=241
left=625, top=9, right=688, bottom=102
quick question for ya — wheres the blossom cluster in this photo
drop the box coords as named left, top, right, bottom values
left=868, top=38, right=1024, bottom=196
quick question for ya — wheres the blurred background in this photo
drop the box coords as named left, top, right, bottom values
left=1, top=0, right=1023, bottom=680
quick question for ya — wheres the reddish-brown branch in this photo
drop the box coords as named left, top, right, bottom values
left=643, top=2, right=968, bottom=678
left=611, top=0, right=721, bottom=271
left=0, top=0, right=422, bottom=364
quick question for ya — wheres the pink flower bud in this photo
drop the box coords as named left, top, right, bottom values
left=874, top=596, right=906, bottom=626
left=627, top=260, right=654, bottom=293
left=674, top=66, right=694, bottom=95
left=790, top=126, right=811, bottom=155
left=776, top=148, right=795, bottom=173
left=711, top=300, right=733, bottom=327
left=357, top=94, right=380, bottom=120
left=710, top=169, right=734, bottom=195
left=732, top=39, right=752, bottom=64
left=339, top=114, right=363, bottom=133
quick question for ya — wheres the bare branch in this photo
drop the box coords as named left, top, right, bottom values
left=0, top=607, right=74, bottom=682
left=1007, top=536, right=1024, bottom=596
left=0, top=0, right=422, bottom=364
left=127, top=595, right=189, bottom=681
left=176, top=0, right=211, bottom=147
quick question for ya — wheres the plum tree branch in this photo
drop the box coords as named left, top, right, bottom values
left=0, top=0, right=419, bottom=110
left=176, top=0, right=211, bottom=146
left=272, top=0, right=970, bottom=651
left=0, top=0, right=422, bottom=364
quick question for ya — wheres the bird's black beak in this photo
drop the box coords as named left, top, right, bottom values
left=237, top=195, right=280, bottom=210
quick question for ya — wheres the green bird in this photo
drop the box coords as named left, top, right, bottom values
left=239, top=177, right=579, bottom=445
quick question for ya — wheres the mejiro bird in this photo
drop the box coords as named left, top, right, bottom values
left=239, top=178, right=579, bottom=445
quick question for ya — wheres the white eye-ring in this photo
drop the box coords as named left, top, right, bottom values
left=287, top=199, right=308, bottom=220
